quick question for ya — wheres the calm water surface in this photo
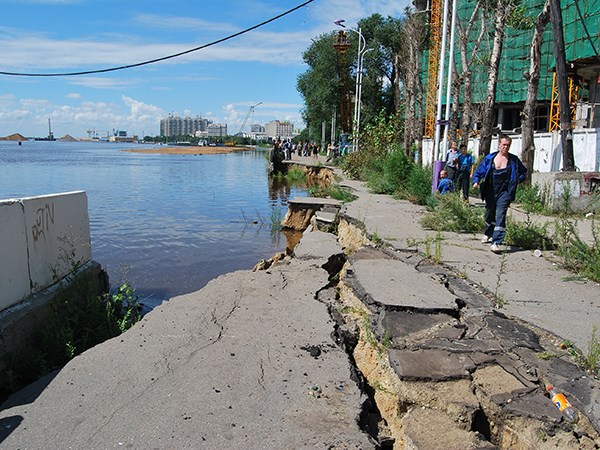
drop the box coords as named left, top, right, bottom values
left=0, top=141, right=305, bottom=308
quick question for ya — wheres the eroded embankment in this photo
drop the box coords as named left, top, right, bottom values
left=269, top=199, right=600, bottom=449
left=332, top=217, right=600, bottom=449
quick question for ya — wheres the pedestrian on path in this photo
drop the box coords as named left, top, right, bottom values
left=455, top=144, right=475, bottom=200
left=445, top=141, right=460, bottom=182
left=472, top=135, right=526, bottom=253
left=437, top=169, right=454, bottom=194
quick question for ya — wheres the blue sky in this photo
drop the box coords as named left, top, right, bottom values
left=0, top=0, right=408, bottom=138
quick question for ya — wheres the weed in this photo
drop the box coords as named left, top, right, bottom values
left=494, top=253, right=507, bottom=308
left=505, top=214, right=554, bottom=250
left=536, top=351, right=559, bottom=360
left=583, top=326, right=600, bottom=376
left=515, top=183, right=550, bottom=214
left=285, top=167, right=307, bottom=183
left=421, top=193, right=485, bottom=233
left=370, top=231, right=383, bottom=245
left=308, top=184, right=356, bottom=202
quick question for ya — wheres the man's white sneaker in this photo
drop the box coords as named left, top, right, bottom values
left=481, top=235, right=493, bottom=244
left=490, top=243, right=502, bottom=254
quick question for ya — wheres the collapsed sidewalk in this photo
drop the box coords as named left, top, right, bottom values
left=1, top=171, right=599, bottom=449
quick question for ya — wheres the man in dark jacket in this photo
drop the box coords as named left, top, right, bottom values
left=472, top=135, right=526, bottom=253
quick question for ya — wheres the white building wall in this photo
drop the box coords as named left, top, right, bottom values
left=422, top=130, right=600, bottom=173
left=0, top=191, right=91, bottom=312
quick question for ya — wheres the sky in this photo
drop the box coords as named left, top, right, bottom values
left=0, top=0, right=409, bottom=139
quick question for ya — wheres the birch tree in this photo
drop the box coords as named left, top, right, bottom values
left=479, top=0, right=517, bottom=155
left=399, top=9, right=427, bottom=160
left=521, top=0, right=551, bottom=183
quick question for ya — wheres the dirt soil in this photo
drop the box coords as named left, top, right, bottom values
left=123, top=145, right=249, bottom=155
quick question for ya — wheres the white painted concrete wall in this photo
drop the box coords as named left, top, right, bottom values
left=0, top=191, right=91, bottom=311
left=422, top=129, right=600, bottom=173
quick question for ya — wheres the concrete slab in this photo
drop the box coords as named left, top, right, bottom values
left=388, top=349, right=475, bottom=381
left=0, top=258, right=373, bottom=449
left=293, top=228, right=342, bottom=261
left=348, top=259, right=458, bottom=311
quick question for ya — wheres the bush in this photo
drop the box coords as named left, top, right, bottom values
left=505, top=216, right=554, bottom=250
left=421, top=193, right=485, bottom=232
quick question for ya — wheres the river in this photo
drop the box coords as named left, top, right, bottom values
left=0, top=140, right=305, bottom=309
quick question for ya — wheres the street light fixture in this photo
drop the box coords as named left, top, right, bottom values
left=335, top=20, right=368, bottom=153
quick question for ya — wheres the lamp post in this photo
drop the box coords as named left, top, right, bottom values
left=335, top=20, right=368, bottom=152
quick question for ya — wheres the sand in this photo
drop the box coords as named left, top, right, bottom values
left=123, top=145, right=250, bottom=155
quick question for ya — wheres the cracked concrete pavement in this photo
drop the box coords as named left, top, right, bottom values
left=1, top=159, right=599, bottom=448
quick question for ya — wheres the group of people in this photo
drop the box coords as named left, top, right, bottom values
left=437, top=141, right=476, bottom=199
left=272, top=138, right=320, bottom=161
left=437, top=135, right=527, bottom=254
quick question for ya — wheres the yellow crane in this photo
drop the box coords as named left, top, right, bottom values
left=424, top=0, right=442, bottom=138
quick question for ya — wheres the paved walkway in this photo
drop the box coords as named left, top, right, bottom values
left=1, top=157, right=598, bottom=448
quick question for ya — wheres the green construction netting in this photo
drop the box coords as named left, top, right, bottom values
left=430, top=0, right=600, bottom=104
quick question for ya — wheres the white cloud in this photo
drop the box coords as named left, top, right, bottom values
left=66, top=93, right=81, bottom=99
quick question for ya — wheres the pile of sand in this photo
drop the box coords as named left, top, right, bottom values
left=0, top=133, right=28, bottom=141
left=123, top=145, right=249, bottom=155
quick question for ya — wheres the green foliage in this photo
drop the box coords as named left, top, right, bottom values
left=2, top=277, right=141, bottom=400
left=398, top=164, right=434, bottom=206
left=342, top=111, right=402, bottom=180
left=507, top=4, right=536, bottom=29
left=285, top=168, right=307, bottom=184
left=308, top=184, right=357, bottom=203
left=554, top=217, right=600, bottom=282
left=514, top=183, right=549, bottom=214
left=505, top=215, right=554, bottom=250
left=421, top=193, right=485, bottom=232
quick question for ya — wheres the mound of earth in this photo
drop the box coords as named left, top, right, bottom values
left=0, top=133, right=28, bottom=141
left=59, top=134, right=79, bottom=142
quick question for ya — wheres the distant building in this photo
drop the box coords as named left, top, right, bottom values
left=108, top=130, right=138, bottom=143
left=160, top=114, right=210, bottom=137
left=206, top=123, right=227, bottom=138
left=265, top=120, right=294, bottom=140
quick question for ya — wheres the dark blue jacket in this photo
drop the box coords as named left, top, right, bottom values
left=472, top=152, right=526, bottom=201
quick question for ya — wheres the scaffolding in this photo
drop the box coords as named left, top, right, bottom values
left=424, top=0, right=442, bottom=138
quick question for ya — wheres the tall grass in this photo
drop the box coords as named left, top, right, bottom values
left=421, top=193, right=484, bottom=232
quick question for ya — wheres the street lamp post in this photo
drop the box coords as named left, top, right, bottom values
left=335, top=20, right=368, bottom=153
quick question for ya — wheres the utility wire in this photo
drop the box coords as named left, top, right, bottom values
left=0, top=0, right=315, bottom=77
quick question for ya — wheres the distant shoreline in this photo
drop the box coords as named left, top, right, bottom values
left=123, top=145, right=250, bottom=155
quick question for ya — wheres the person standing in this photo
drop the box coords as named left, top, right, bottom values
left=455, top=144, right=475, bottom=200
left=472, top=135, right=527, bottom=253
left=445, top=141, right=460, bottom=182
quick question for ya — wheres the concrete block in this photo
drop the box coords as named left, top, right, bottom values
left=0, top=200, right=30, bottom=309
left=22, top=191, right=91, bottom=293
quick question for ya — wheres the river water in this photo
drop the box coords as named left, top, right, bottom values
left=0, top=141, right=304, bottom=308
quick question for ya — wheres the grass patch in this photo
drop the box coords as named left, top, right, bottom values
left=284, top=167, right=307, bottom=183
left=308, top=183, right=357, bottom=202
left=2, top=276, right=141, bottom=399
left=421, top=193, right=485, bottom=233
left=505, top=215, right=554, bottom=250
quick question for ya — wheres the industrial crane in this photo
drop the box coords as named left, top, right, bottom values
left=238, top=102, right=262, bottom=136
left=424, top=0, right=442, bottom=138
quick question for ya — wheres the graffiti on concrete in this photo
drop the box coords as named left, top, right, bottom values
left=32, top=203, right=55, bottom=241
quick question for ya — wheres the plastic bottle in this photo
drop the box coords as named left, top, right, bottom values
left=546, top=385, right=577, bottom=422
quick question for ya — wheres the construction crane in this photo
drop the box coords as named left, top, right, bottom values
left=238, top=102, right=262, bottom=136
left=424, top=0, right=442, bottom=138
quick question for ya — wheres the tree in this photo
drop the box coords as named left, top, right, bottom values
left=297, top=32, right=342, bottom=142
left=479, top=0, right=517, bottom=155
left=453, top=3, right=487, bottom=145
left=297, top=15, right=404, bottom=143
left=398, top=9, right=427, bottom=159
left=521, top=0, right=551, bottom=184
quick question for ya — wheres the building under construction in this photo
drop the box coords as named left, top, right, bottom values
left=420, top=0, right=600, bottom=138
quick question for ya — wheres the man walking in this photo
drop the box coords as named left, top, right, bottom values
left=472, top=135, right=526, bottom=253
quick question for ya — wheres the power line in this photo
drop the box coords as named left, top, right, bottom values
left=0, top=0, right=315, bottom=77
